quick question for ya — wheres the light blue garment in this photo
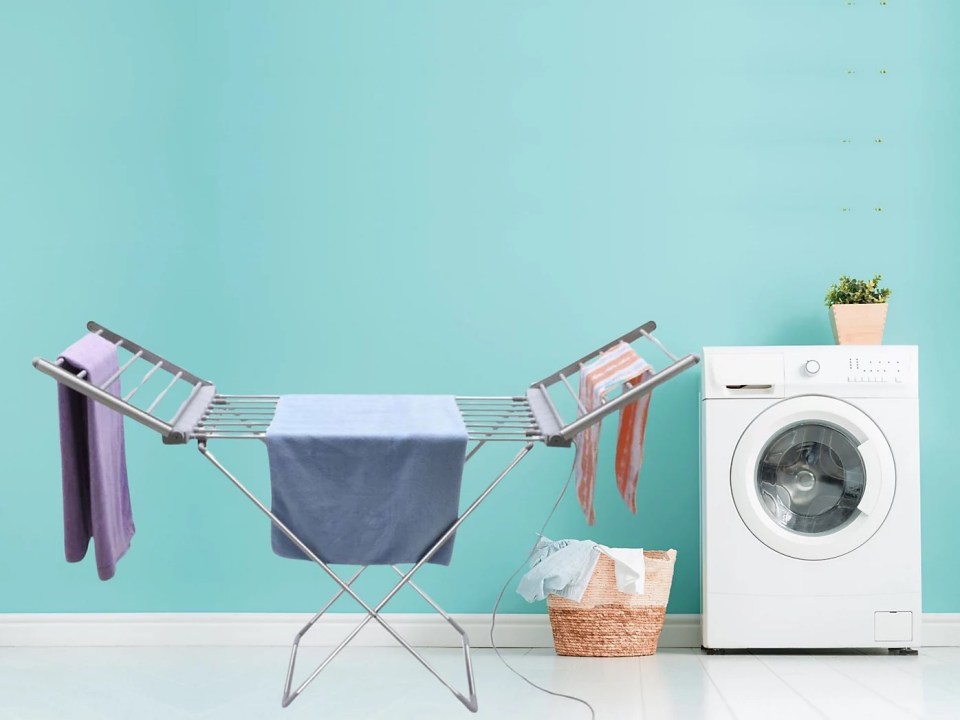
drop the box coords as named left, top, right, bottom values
left=265, top=394, right=468, bottom=566
left=517, top=538, right=602, bottom=603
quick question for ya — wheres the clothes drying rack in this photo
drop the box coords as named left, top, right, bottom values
left=33, top=320, right=699, bottom=712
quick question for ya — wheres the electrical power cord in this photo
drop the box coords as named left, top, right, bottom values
left=488, top=462, right=597, bottom=720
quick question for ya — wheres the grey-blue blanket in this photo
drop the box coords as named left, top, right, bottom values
left=265, top=395, right=468, bottom=566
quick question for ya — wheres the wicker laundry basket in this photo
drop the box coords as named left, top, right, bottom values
left=547, top=549, right=677, bottom=657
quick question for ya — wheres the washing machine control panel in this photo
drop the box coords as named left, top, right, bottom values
left=784, top=347, right=917, bottom=397
left=702, top=346, right=918, bottom=399
left=845, top=355, right=906, bottom=383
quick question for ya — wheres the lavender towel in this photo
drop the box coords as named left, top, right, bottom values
left=57, top=333, right=134, bottom=580
left=265, top=395, right=468, bottom=566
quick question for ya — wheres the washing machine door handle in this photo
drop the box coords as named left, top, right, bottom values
left=857, top=439, right=882, bottom=516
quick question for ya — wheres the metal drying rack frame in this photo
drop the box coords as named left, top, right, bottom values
left=33, top=320, right=699, bottom=712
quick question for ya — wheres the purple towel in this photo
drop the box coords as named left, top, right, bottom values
left=57, top=333, right=134, bottom=580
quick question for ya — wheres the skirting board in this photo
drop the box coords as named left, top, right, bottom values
left=1, top=613, right=958, bottom=648
left=0, top=613, right=692, bottom=648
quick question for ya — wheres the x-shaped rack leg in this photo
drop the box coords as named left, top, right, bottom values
left=198, top=440, right=534, bottom=712
left=280, top=566, right=476, bottom=709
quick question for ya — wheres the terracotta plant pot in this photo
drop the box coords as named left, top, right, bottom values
left=829, top=303, right=888, bottom=345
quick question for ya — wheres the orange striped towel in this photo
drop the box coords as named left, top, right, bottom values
left=573, top=342, right=653, bottom=525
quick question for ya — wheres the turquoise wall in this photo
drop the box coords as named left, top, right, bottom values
left=2, top=1, right=958, bottom=615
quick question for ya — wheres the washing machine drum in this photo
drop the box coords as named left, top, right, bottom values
left=757, top=423, right=866, bottom=534
left=731, top=396, right=896, bottom=560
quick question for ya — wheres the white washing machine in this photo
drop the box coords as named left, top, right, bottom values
left=700, top=345, right=921, bottom=651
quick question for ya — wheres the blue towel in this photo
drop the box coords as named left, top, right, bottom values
left=265, top=395, right=468, bottom=566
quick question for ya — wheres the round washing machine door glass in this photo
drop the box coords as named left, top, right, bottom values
left=730, top=395, right=895, bottom=560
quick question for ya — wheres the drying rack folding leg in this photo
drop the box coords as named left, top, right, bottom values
left=198, top=440, right=534, bottom=711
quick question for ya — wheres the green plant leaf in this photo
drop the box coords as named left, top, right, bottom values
left=824, top=273, right=891, bottom=306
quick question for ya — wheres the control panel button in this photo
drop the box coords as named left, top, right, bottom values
left=804, top=360, right=821, bottom=376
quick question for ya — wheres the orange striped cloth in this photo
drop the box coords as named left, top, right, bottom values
left=574, top=342, right=653, bottom=525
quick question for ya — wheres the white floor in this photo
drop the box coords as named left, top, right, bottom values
left=1, top=646, right=959, bottom=719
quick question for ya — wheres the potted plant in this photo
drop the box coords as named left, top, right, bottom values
left=824, top=274, right=892, bottom=345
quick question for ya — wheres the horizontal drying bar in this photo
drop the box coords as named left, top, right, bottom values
left=192, top=396, right=545, bottom=443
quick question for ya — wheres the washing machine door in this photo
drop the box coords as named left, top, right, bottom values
left=730, top=395, right=895, bottom=560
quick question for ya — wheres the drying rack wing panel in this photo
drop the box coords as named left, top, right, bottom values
left=32, top=321, right=216, bottom=445
left=525, top=320, right=700, bottom=447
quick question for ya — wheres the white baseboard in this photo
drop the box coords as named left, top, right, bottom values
left=921, top=614, right=960, bottom=647
left=0, top=612, right=696, bottom=648
left=0, top=613, right=543, bottom=648
left=0, top=613, right=955, bottom=648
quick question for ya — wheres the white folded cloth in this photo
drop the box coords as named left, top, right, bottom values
left=599, top=546, right=646, bottom=595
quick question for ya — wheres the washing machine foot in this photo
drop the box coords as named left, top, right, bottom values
left=889, top=647, right=918, bottom=656
left=701, top=646, right=726, bottom=655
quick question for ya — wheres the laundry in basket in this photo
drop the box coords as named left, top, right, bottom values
left=517, top=538, right=646, bottom=602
